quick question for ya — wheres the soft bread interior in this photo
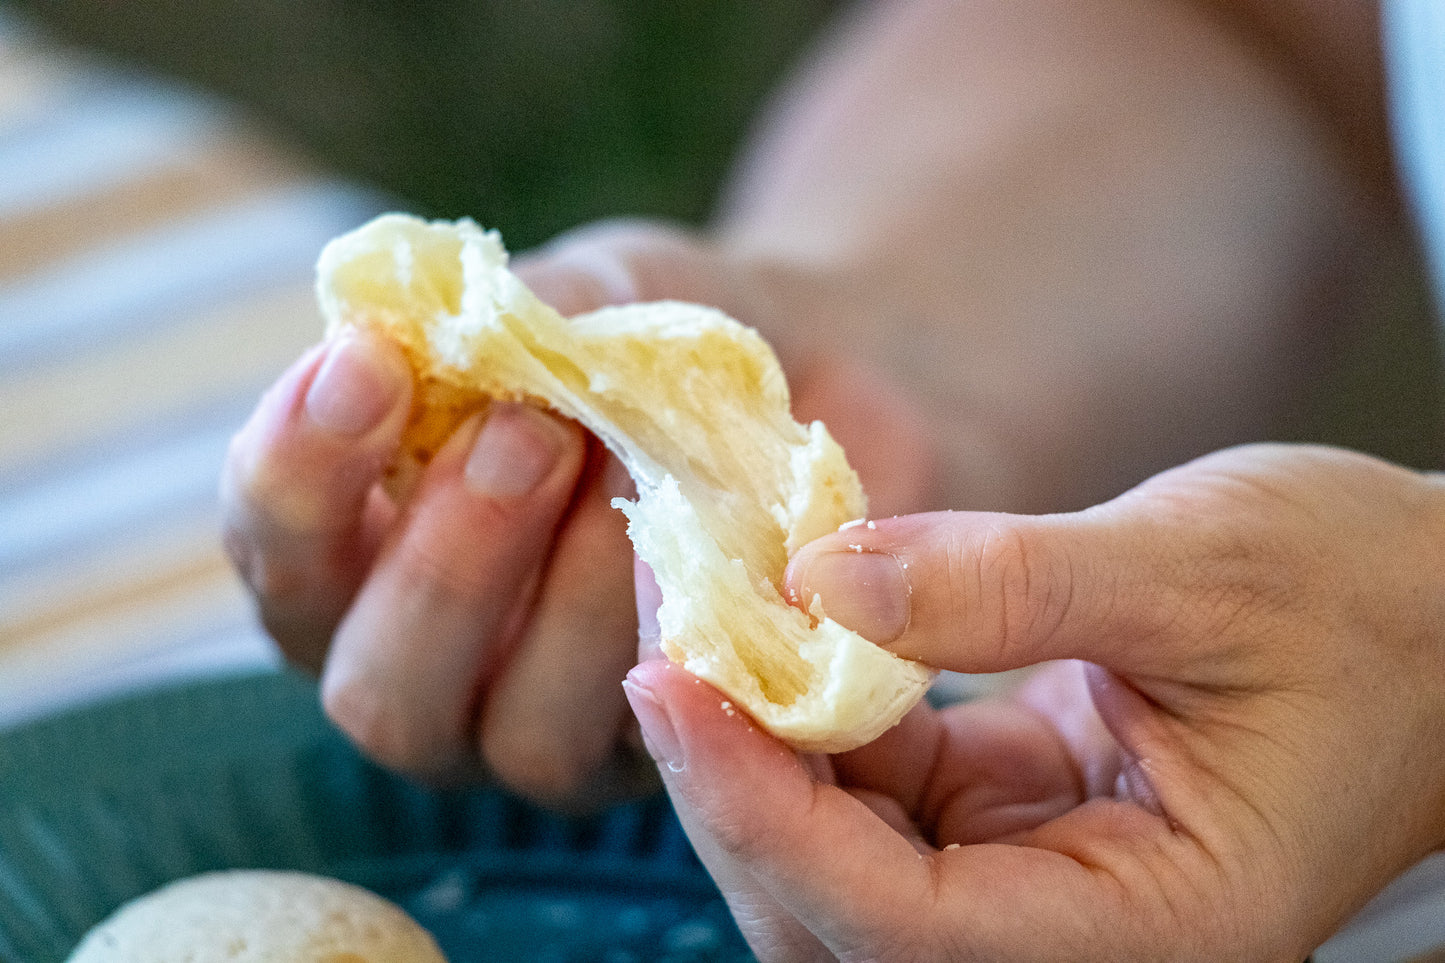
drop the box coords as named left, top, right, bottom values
left=67, top=870, right=447, bottom=962
left=317, top=214, right=932, bottom=752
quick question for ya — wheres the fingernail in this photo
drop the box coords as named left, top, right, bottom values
left=623, top=677, right=684, bottom=772
left=465, top=403, right=569, bottom=497
left=793, top=550, right=910, bottom=644
left=305, top=334, right=409, bottom=437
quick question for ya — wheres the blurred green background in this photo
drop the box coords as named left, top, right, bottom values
left=6, top=0, right=837, bottom=250
left=6, top=0, right=1441, bottom=469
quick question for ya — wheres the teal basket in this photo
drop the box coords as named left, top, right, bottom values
left=0, top=671, right=754, bottom=963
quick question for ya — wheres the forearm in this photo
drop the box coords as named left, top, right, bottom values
left=715, top=0, right=1401, bottom=513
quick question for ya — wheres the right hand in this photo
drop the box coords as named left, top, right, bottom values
left=626, top=444, right=1445, bottom=960
left=220, top=219, right=938, bottom=806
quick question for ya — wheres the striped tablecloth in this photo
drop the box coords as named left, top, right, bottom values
left=0, top=13, right=385, bottom=727
left=0, top=11, right=1440, bottom=961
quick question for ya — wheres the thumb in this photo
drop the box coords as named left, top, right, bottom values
left=783, top=507, right=1179, bottom=675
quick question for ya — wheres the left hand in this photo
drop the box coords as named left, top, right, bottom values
left=221, top=219, right=938, bottom=804
left=624, top=443, right=1445, bottom=961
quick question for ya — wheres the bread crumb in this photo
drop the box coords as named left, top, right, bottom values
left=721, top=700, right=736, bottom=716
left=866, top=520, right=877, bottom=530
left=838, top=518, right=866, bottom=531
left=847, top=544, right=863, bottom=553
left=944, top=843, right=961, bottom=851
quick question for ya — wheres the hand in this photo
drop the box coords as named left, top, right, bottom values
left=221, top=221, right=725, bottom=801
left=624, top=444, right=1445, bottom=960
left=221, top=219, right=937, bottom=804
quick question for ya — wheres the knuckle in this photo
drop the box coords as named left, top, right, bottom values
left=225, top=466, right=382, bottom=614
left=387, top=520, right=497, bottom=600
left=225, top=456, right=328, bottom=564
left=706, top=782, right=819, bottom=870
left=707, top=804, right=780, bottom=865
left=322, top=676, right=451, bottom=777
left=555, top=218, right=691, bottom=262
left=242, top=551, right=312, bottom=608
left=480, top=722, right=604, bottom=803
left=220, top=510, right=319, bottom=613
left=239, top=457, right=331, bottom=535
left=225, top=420, right=377, bottom=541
left=389, top=481, right=567, bottom=601
left=531, top=220, right=708, bottom=308
left=954, top=523, right=1077, bottom=665
left=477, top=670, right=631, bottom=804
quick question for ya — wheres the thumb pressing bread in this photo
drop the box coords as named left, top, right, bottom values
left=315, top=215, right=933, bottom=752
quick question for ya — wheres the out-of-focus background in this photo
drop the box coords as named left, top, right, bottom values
left=8, top=0, right=839, bottom=248
left=0, top=2, right=1442, bottom=960
left=2, top=0, right=1441, bottom=718
left=0, top=0, right=840, bottom=724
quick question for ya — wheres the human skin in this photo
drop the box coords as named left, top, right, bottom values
left=626, top=444, right=1445, bottom=960
left=221, top=0, right=1406, bottom=820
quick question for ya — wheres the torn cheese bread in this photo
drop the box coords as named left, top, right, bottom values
left=316, top=214, right=933, bottom=752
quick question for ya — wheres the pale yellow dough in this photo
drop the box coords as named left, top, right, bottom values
left=67, top=870, right=447, bottom=962
left=316, top=214, right=932, bottom=752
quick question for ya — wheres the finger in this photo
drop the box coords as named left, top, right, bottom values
left=782, top=505, right=1248, bottom=842
left=320, top=403, right=586, bottom=780
left=513, top=220, right=739, bottom=318
left=833, top=667, right=1115, bottom=847
left=623, top=662, right=849, bottom=962
left=783, top=505, right=1185, bottom=676
left=221, top=332, right=413, bottom=669
left=624, top=660, right=941, bottom=961
left=514, top=238, right=641, bottom=317
left=832, top=685, right=1080, bottom=844
left=474, top=447, right=649, bottom=804
left=624, top=662, right=1183, bottom=961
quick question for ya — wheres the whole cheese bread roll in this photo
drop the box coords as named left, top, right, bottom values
left=67, top=870, right=447, bottom=962
left=316, top=215, right=933, bottom=752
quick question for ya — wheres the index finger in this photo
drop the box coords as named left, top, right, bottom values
left=624, top=660, right=942, bottom=959
left=221, top=332, right=413, bottom=668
